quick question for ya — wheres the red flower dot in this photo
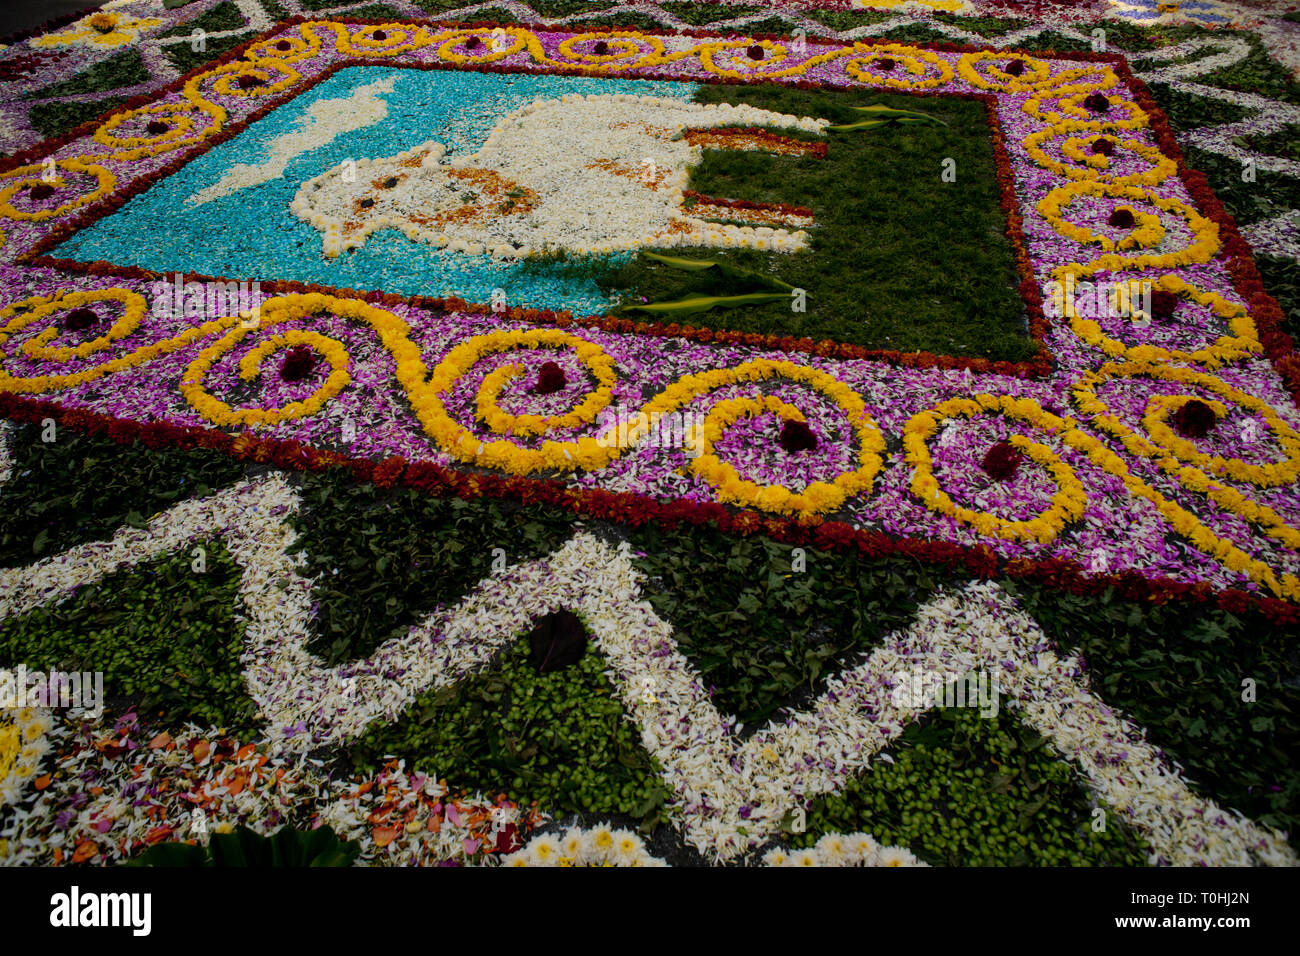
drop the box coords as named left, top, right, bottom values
left=876, top=57, right=896, bottom=71
left=275, top=39, right=292, bottom=51
left=1108, top=207, right=1136, bottom=229
left=146, top=120, right=170, bottom=135
left=280, top=345, right=316, bottom=382
left=534, top=361, right=566, bottom=394
left=28, top=182, right=55, bottom=201
left=1083, top=92, right=1110, bottom=113
left=1150, top=289, right=1180, bottom=321
left=1004, top=59, right=1025, bottom=76
left=748, top=45, right=764, bottom=60
left=236, top=74, right=263, bottom=89
left=981, top=440, right=1023, bottom=482
left=779, top=420, right=817, bottom=453
left=63, top=308, right=99, bottom=331
left=466, top=36, right=480, bottom=50
left=593, top=40, right=608, bottom=55
left=372, top=30, right=387, bottom=41
left=1171, top=399, right=1217, bottom=439
left=1091, top=137, right=1115, bottom=156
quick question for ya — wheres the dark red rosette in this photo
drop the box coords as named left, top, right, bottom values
left=146, top=120, right=170, bottom=135
left=1171, top=399, right=1217, bottom=438
left=63, top=307, right=99, bottom=331
left=280, top=345, right=316, bottom=381
left=534, top=361, right=565, bottom=394
left=981, top=440, right=1023, bottom=482
left=876, top=57, right=895, bottom=71
left=1082, top=92, right=1110, bottom=112
left=466, top=36, right=480, bottom=50
left=28, top=182, right=55, bottom=201
left=372, top=30, right=387, bottom=41
left=236, top=74, right=264, bottom=89
left=1108, top=207, right=1135, bottom=229
left=780, top=420, right=817, bottom=453
left=275, top=39, right=292, bottom=51
left=593, top=40, right=608, bottom=55
left=1004, top=59, right=1025, bottom=76
left=1150, top=289, right=1179, bottom=321
left=748, top=44, right=764, bottom=60
left=1091, top=137, right=1115, bottom=156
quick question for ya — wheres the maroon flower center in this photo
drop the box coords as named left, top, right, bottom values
left=466, top=36, right=480, bottom=50
left=779, top=419, right=817, bottom=454
left=1108, top=207, right=1136, bottom=229
left=236, top=74, right=264, bottom=90
left=528, top=609, right=588, bottom=673
left=28, top=182, right=55, bottom=201
left=1171, top=399, right=1217, bottom=439
left=1150, top=289, right=1180, bottom=321
left=1004, top=59, right=1025, bottom=76
left=534, top=360, right=566, bottom=394
left=275, top=39, right=292, bottom=51
left=1091, top=137, right=1115, bottom=156
left=748, top=45, right=764, bottom=60
left=63, top=307, right=99, bottom=332
left=280, top=345, right=316, bottom=382
left=876, top=57, right=895, bottom=71
left=146, top=120, right=170, bottom=136
left=981, top=440, right=1023, bottom=482
left=593, top=40, right=608, bottom=55
left=372, top=30, right=387, bottom=41
left=1083, top=92, right=1110, bottom=113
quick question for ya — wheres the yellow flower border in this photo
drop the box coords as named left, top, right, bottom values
left=183, top=327, right=351, bottom=428
left=1023, top=127, right=1176, bottom=186
left=904, top=394, right=1087, bottom=544
left=1074, top=361, right=1300, bottom=489
left=0, top=159, right=116, bottom=222
left=1, top=288, right=148, bottom=363
left=956, top=50, right=1055, bottom=92
left=1038, top=181, right=1220, bottom=275
left=689, top=394, right=876, bottom=516
left=1073, top=362, right=1300, bottom=561
left=1060, top=273, right=1262, bottom=366
left=842, top=42, right=954, bottom=90
left=448, top=330, right=619, bottom=438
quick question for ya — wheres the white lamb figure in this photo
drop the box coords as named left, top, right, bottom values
left=289, top=93, right=829, bottom=259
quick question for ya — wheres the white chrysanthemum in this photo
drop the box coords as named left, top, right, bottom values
left=612, top=829, right=644, bottom=861
left=560, top=828, right=587, bottom=858
left=589, top=825, right=616, bottom=859
left=789, top=849, right=819, bottom=867
left=876, top=846, right=920, bottom=867
left=849, top=834, right=881, bottom=864
left=814, top=833, right=851, bottom=864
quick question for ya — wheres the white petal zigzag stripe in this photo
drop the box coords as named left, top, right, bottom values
left=0, top=421, right=11, bottom=490
left=0, top=475, right=1293, bottom=864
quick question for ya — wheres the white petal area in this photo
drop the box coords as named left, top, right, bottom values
left=291, top=94, right=828, bottom=258
left=0, top=477, right=1291, bottom=866
left=187, top=76, right=397, bottom=206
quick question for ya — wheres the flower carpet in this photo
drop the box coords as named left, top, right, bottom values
left=0, top=0, right=1298, bottom=868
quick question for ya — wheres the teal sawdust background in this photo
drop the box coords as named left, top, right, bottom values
left=55, top=67, right=699, bottom=314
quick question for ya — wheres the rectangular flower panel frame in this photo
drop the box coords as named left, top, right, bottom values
left=1, top=16, right=1299, bottom=622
